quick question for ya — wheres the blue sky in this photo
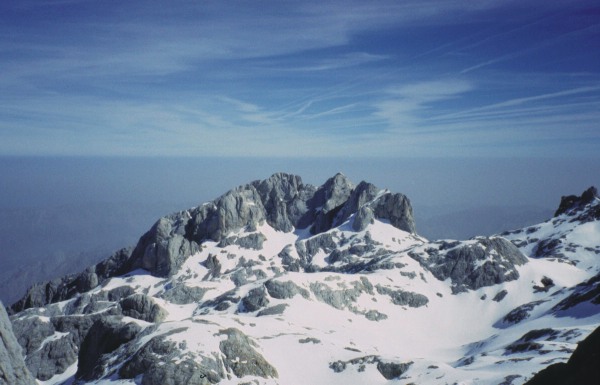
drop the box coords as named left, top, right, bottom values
left=1, top=0, right=599, bottom=157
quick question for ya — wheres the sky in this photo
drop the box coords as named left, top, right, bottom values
left=1, top=0, right=599, bottom=158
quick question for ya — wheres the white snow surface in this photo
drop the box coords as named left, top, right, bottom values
left=28, top=199, right=600, bottom=385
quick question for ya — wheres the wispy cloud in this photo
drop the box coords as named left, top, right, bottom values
left=1, top=0, right=599, bottom=158
left=373, top=79, right=473, bottom=130
left=434, top=86, right=600, bottom=121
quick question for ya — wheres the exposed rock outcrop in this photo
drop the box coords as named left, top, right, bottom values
left=555, top=186, right=598, bottom=216
left=524, top=325, right=600, bottom=385
left=119, top=294, right=168, bottom=323
left=119, top=331, right=223, bottom=385
left=10, top=247, right=132, bottom=314
left=126, top=173, right=416, bottom=278
left=129, top=215, right=201, bottom=278
left=410, top=237, right=527, bottom=293
left=264, top=280, right=309, bottom=299
left=76, top=317, right=141, bottom=381
left=0, top=302, right=36, bottom=385
left=219, top=328, right=278, bottom=378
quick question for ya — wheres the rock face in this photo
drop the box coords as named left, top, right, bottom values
left=555, top=186, right=598, bottom=216
left=0, top=302, right=36, bottom=385
left=219, top=328, right=278, bottom=378
left=76, top=317, right=141, bottom=381
left=524, top=325, right=600, bottom=385
left=126, top=173, right=417, bottom=278
left=410, top=237, right=528, bottom=293
left=9, top=247, right=132, bottom=314
left=5, top=178, right=599, bottom=385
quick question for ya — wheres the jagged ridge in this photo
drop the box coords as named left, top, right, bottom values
left=3, top=178, right=599, bottom=385
left=12, top=173, right=415, bottom=313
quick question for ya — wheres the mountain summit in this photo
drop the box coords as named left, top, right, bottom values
left=4, top=175, right=600, bottom=385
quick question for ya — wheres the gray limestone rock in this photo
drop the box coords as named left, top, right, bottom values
left=296, top=233, right=338, bottom=266
left=133, top=228, right=200, bottom=278
left=253, top=173, right=315, bottom=232
left=141, top=359, right=214, bottom=385
left=493, top=290, right=509, bottom=302
left=230, top=269, right=249, bottom=287
left=240, top=287, right=270, bottom=313
left=352, top=206, right=375, bottom=231
left=119, top=331, right=223, bottom=385
left=501, top=300, right=548, bottom=325
left=555, top=186, right=598, bottom=216
left=160, top=283, right=208, bottom=305
left=329, top=355, right=411, bottom=380
left=311, top=174, right=354, bottom=234
left=377, top=360, right=413, bottom=380
left=106, top=286, right=136, bottom=302
left=309, top=282, right=362, bottom=310
left=365, top=310, right=388, bottom=321
left=523, top=324, right=600, bottom=385
left=370, top=192, right=416, bottom=234
left=119, top=294, right=168, bottom=323
left=118, top=334, right=177, bottom=379
left=11, top=316, right=55, bottom=355
left=51, top=315, right=101, bottom=349
left=412, top=237, right=527, bottom=293
left=218, top=233, right=267, bottom=250
left=10, top=248, right=131, bottom=314
left=219, top=328, right=278, bottom=378
left=203, top=254, right=222, bottom=278
left=25, top=333, right=78, bottom=381
left=552, top=272, right=600, bottom=312
left=257, top=304, right=288, bottom=317
left=0, top=303, right=36, bottom=385
left=264, top=280, right=309, bottom=299
left=375, top=285, right=429, bottom=308
left=184, top=185, right=267, bottom=244
left=278, top=245, right=300, bottom=272
left=198, top=290, right=240, bottom=312
left=336, top=181, right=380, bottom=227
left=76, top=316, right=141, bottom=381
left=505, top=329, right=559, bottom=354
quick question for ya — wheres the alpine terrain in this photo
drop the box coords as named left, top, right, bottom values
left=2, top=173, right=599, bottom=385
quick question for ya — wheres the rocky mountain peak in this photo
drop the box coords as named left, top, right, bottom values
left=4, top=182, right=600, bottom=385
left=554, top=186, right=598, bottom=216
left=128, top=173, right=415, bottom=277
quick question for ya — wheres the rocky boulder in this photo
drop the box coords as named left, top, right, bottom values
left=119, top=294, right=168, bottom=323
left=264, top=280, right=309, bottom=299
left=219, top=328, right=278, bottom=378
left=76, top=317, right=141, bottom=381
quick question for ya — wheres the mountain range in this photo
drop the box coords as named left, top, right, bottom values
left=1, top=173, right=599, bottom=385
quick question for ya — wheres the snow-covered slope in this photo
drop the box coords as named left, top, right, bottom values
left=6, top=176, right=600, bottom=385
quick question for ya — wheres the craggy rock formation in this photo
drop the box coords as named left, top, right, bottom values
left=10, top=248, right=132, bottom=314
left=5, top=178, right=598, bottom=385
left=76, top=317, right=142, bottom=381
left=555, top=186, right=598, bottom=216
left=127, top=173, right=416, bottom=278
left=410, top=237, right=527, bottom=293
left=0, top=302, right=36, bottom=385
left=524, top=325, right=600, bottom=385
